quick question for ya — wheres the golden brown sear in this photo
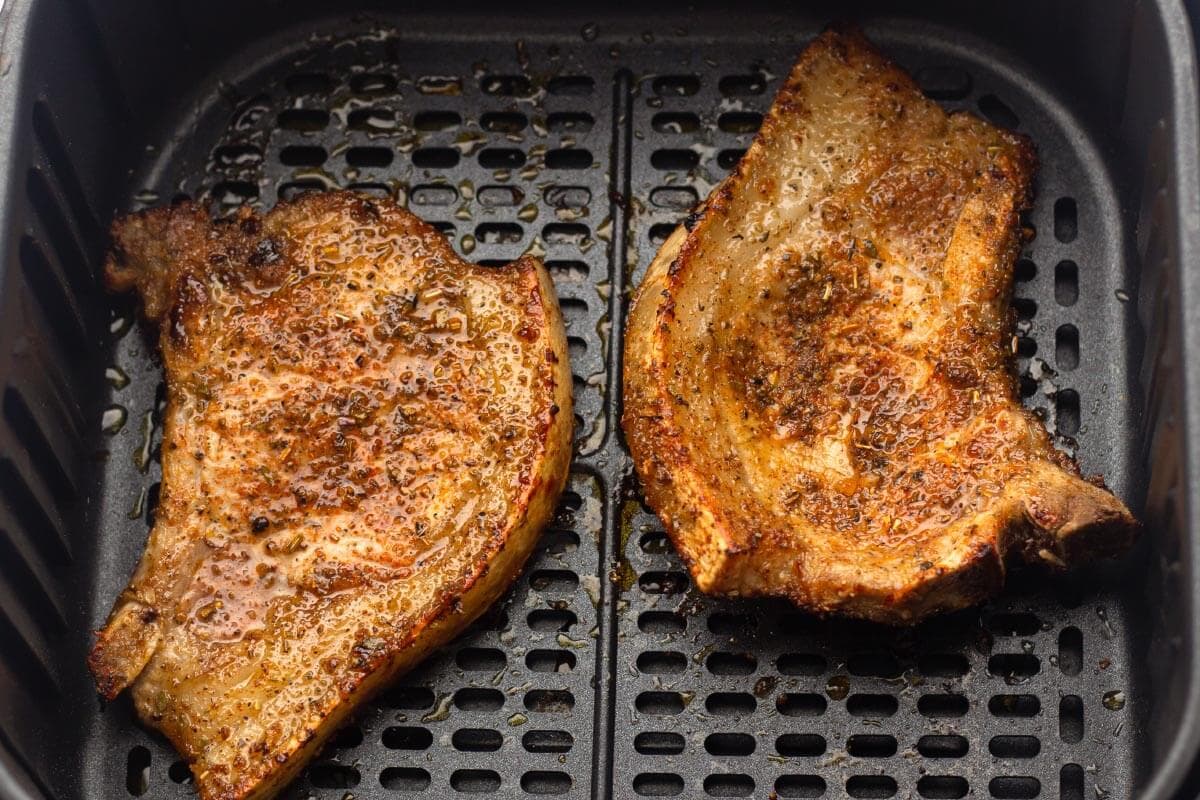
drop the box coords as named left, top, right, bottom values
left=89, top=191, right=572, bottom=800
left=622, top=27, right=1137, bottom=624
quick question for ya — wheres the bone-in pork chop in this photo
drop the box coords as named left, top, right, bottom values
left=90, top=191, right=572, bottom=799
left=622, top=27, right=1137, bottom=623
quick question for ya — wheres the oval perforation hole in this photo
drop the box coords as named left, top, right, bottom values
left=638, top=650, right=687, bottom=674
left=639, top=570, right=689, bottom=594
left=1061, top=765, right=1084, bottom=800
left=652, top=112, right=700, bottom=133
left=778, top=693, right=828, bottom=717
left=718, top=149, right=746, bottom=170
left=347, top=107, right=398, bottom=132
left=1012, top=297, right=1037, bottom=320
left=382, top=686, right=435, bottom=709
left=1015, top=258, right=1036, bottom=281
left=1017, top=337, right=1037, bottom=358
left=708, top=612, right=754, bottom=635
left=1056, top=389, right=1081, bottom=436
left=705, top=732, right=756, bottom=756
left=640, top=611, right=685, bottom=634
left=706, top=692, right=755, bottom=716
left=548, top=75, right=594, bottom=95
left=846, top=734, right=897, bottom=757
left=529, top=568, right=578, bottom=593
left=639, top=530, right=670, bottom=553
left=350, top=73, right=397, bottom=95
left=382, top=726, right=433, bottom=750
left=1056, top=325, right=1080, bottom=371
left=918, top=735, right=969, bottom=758
left=214, top=144, right=263, bottom=167
left=413, top=110, right=461, bottom=131
left=544, top=186, right=590, bottom=209
left=527, top=649, right=576, bottom=672
left=476, top=222, right=524, bottom=244
left=277, top=108, right=330, bottom=131
left=650, top=186, right=699, bottom=210
left=327, top=726, right=362, bottom=749
left=651, top=149, right=699, bottom=171
left=168, top=761, right=191, bottom=784
left=649, top=223, right=677, bottom=244
left=481, top=74, right=533, bottom=96
left=380, top=767, right=431, bottom=791
left=847, top=653, right=902, bottom=678
left=990, top=735, right=1041, bottom=758
left=524, top=729, right=573, bottom=753
left=412, top=147, right=460, bottom=168
left=1059, top=695, right=1084, bottom=743
left=719, top=73, right=767, bottom=96
left=522, top=771, right=572, bottom=795
left=411, top=184, right=458, bottom=206
left=989, top=653, right=1040, bottom=680
left=415, top=75, right=461, bottom=95
left=634, top=773, right=684, bottom=796
left=126, top=746, right=150, bottom=796
left=919, top=693, right=969, bottom=717
left=309, top=764, right=359, bottom=789
left=212, top=180, right=259, bottom=204
left=1055, top=197, right=1078, bottom=242
left=478, top=147, right=526, bottom=168
left=652, top=75, right=700, bottom=96
left=451, top=769, right=501, bottom=793
left=989, top=777, right=1040, bottom=799
left=544, top=223, right=591, bottom=246
left=704, top=774, right=754, bottom=797
left=481, top=111, right=526, bottom=132
left=637, top=691, right=685, bottom=716
left=455, top=687, right=504, bottom=712
left=847, top=775, right=897, bottom=798
left=776, top=775, right=826, bottom=798
left=478, top=185, right=524, bottom=207
left=547, top=111, right=594, bottom=132
left=778, top=653, right=827, bottom=675
left=346, top=146, right=393, bottom=167
left=456, top=647, right=505, bottom=672
left=452, top=728, right=502, bottom=752
left=707, top=651, right=757, bottom=675
left=1058, top=626, right=1083, bottom=675
left=635, top=731, right=684, bottom=755
left=990, top=693, right=1040, bottom=717
left=918, top=776, right=969, bottom=799
left=919, top=654, right=969, bottom=677
left=525, top=689, right=574, bottom=713
left=1055, top=260, right=1079, bottom=306
left=978, top=94, right=1019, bottom=129
left=546, top=149, right=594, bottom=170
left=347, top=182, right=390, bottom=198
left=718, top=112, right=763, bottom=133
left=847, top=693, right=898, bottom=717
left=776, top=734, right=826, bottom=757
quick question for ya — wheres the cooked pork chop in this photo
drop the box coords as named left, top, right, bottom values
left=89, top=191, right=572, bottom=799
left=622, top=27, right=1137, bottom=623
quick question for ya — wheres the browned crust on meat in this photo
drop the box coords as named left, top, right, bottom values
left=90, top=191, right=572, bottom=800
left=622, top=26, right=1138, bottom=624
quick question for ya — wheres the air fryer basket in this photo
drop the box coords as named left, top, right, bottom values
left=0, top=2, right=1197, bottom=799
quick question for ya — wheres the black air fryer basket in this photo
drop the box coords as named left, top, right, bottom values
left=1, top=1, right=1198, bottom=798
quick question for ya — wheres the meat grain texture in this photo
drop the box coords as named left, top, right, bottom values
left=623, top=27, right=1138, bottom=623
left=90, top=192, right=573, bottom=799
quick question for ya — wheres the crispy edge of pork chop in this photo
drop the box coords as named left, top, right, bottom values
left=622, top=28, right=1138, bottom=624
left=88, top=192, right=573, bottom=800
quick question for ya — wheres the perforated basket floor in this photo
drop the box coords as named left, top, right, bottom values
left=84, top=16, right=1142, bottom=800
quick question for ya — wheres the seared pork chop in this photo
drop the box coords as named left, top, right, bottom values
left=90, top=191, right=572, bottom=799
left=622, top=27, right=1137, bottom=623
